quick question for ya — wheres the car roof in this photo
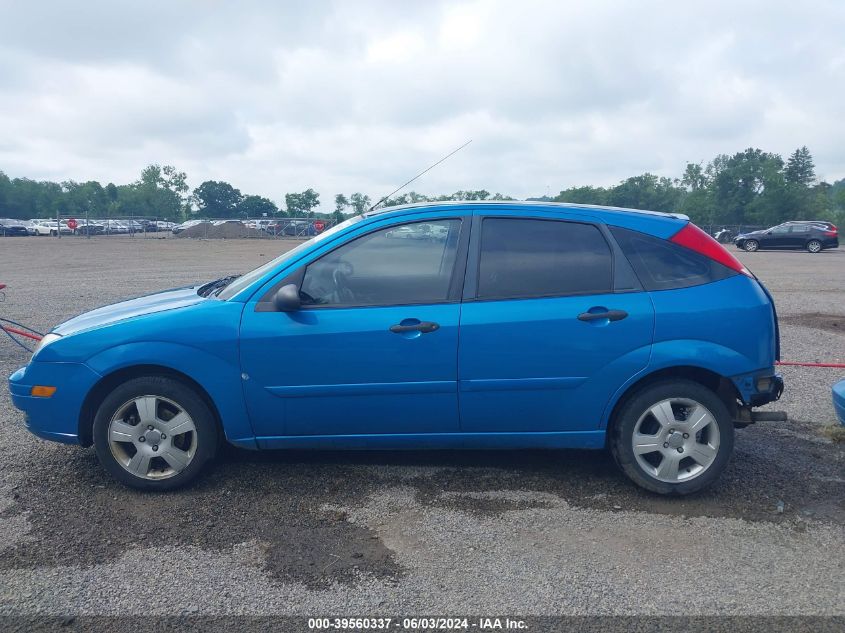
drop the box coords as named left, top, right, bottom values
left=363, top=200, right=689, bottom=222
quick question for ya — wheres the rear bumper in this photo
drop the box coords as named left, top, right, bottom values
left=731, top=370, right=784, bottom=407
left=833, top=379, right=845, bottom=426
left=8, top=361, right=102, bottom=445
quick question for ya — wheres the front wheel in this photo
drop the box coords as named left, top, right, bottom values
left=93, top=376, right=219, bottom=490
left=609, top=380, right=734, bottom=495
left=743, top=239, right=759, bottom=252
left=806, top=239, right=822, bottom=253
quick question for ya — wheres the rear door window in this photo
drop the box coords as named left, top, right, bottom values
left=477, top=218, right=613, bottom=300
left=610, top=226, right=736, bottom=291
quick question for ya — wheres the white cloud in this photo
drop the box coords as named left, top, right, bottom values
left=0, top=0, right=843, bottom=210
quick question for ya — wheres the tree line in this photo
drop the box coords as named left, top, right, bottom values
left=1, top=146, right=842, bottom=226
left=552, top=146, right=844, bottom=227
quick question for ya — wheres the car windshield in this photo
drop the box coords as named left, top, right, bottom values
left=215, top=215, right=363, bottom=300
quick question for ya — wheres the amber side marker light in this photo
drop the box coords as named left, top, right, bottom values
left=31, top=386, right=57, bottom=398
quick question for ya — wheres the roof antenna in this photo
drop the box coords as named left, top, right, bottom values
left=367, top=139, right=472, bottom=213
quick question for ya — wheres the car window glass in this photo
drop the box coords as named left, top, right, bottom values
left=300, top=219, right=461, bottom=307
left=771, top=225, right=790, bottom=234
left=477, top=219, right=612, bottom=299
left=610, top=226, right=736, bottom=291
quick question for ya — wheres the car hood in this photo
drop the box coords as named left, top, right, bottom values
left=737, top=230, right=766, bottom=238
left=53, top=286, right=205, bottom=336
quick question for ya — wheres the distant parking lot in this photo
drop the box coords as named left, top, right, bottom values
left=0, top=238, right=843, bottom=618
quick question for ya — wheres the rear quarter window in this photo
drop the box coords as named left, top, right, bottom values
left=610, top=226, right=736, bottom=291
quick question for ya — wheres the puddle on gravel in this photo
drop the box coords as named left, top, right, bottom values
left=780, top=312, right=845, bottom=335
left=1, top=417, right=842, bottom=581
left=0, top=451, right=402, bottom=587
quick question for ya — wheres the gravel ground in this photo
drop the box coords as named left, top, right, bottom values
left=0, top=237, right=843, bottom=619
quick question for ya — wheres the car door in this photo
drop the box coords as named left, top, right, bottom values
left=239, top=216, right=468, bottom=441
left=764, top=224, right=791, bottom=248
left=786, top=224, right=809, bottom=248
left=458, top=215, right=654, bottom=434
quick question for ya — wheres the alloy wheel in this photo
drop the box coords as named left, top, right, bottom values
left=108, top=395, right=198, bottom=480
left=807, top=240, right=822, bottom=253
left=631, top=398, right=721, bottom=483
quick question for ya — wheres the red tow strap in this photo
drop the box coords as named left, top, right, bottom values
left=776, top=361, right=845, bottom=369
left=0, top=325, right=42, bottom=341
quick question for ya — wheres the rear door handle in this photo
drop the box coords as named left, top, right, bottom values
left=577, top=309, right=628, bottom=322
left=389, top=321, right=440, bottom=334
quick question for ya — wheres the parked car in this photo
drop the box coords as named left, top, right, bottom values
left=33, top=221, right=73, bottom=236
left=123, top=220, right=146, bottom=233
left=246, top=219, right=272, bottom=231
left=266, top=220, right=310, bottom=236
left=172, top=219, right=207, bottom=234
left=834, top=379, right=845, bottom=426
left=0, top=218, right=29, bottom=236
left=9, top=202, right=785, bottom=494
left=155, top=221, right=177, bottom=231
left=75, top=222, right=105, bottom=236
left=734, top=222, right=839, bottom=253
left=21, top=220, right=39, bottom=236
left=100, top=220, right=128, bottom=234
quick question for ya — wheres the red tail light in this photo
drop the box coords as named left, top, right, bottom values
left=669, top=223, right=752, bottom=277
left=824, top=230, right=837, bottom=237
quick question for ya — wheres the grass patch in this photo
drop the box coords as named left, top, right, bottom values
left=822, top=425, right=845, bottom=443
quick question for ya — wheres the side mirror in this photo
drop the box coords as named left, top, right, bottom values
left=273, top=284, right=301, bottom=312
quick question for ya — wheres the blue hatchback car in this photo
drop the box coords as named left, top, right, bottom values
left=9, top=202, right=785, bottom=494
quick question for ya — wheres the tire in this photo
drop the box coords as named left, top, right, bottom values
left=609, top=379, right=734, bottom=495
left=93, top=375, right=219, bottom=491
left=806, top=239, right=822, bottom=253
left=743, top=239, right=759, bottom=252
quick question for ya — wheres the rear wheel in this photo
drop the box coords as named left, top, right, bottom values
left=806, top=239, right=822, bottom=253
left=93, top=376, right=219, bottom=490
left=609, top=380, right=734, bottom=495
left=743, top=239, right=759, bottom=252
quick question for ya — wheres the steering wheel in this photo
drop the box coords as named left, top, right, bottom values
left=332, top=261, right=355, bottom=303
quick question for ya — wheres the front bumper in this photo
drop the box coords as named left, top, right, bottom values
left=9, top=361, right=102, bottom=444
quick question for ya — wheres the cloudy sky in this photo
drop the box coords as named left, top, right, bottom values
left=1, top=1, right=843, bottom=209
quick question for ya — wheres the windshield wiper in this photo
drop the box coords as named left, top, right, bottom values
left=197, top=275, right=241, bottom=298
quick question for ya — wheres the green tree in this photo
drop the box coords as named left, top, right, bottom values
left=553, top=185, right=610, bottom=205
left=237, top=195, right=278, bottom=218
left=193, top=180, right=243, bottom=218
left=712, top=148, right=785, bottom=224
left=333, top=193, right=349, bottom=222
left=785, top=146, right=815, bottom=188
left=349, top=192, right=371, bottom=215
left=285, top=188, right=320, bottom=217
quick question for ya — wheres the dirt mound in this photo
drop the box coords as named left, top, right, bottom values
left=177, top=222, right=265, bottom=239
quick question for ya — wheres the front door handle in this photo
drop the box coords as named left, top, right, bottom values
left=389, top=321, right=440, bottom=334
left=577, top=309, right=628, bottom=322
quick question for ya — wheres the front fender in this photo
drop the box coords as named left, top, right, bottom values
left=85, top=342, right=256, bottom=447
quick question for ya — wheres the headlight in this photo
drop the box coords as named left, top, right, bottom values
left=32, top=333, right=62, bottom=358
